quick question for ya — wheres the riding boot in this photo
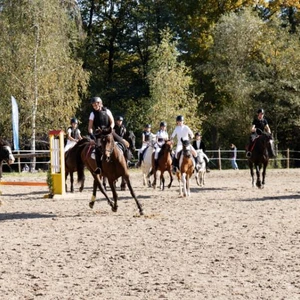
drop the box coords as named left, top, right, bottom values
left=136, top=153, right=142, bottom=168
left=172, top=157, right=178, bottom=174
left=194, top=156, right=200, bottom=172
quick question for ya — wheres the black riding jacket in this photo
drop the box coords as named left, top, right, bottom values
left=92, top=107, right=110, bottom=130
left=114, top=124, right=126, bottom=138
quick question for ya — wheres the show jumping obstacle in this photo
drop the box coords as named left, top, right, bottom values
left=0, top=130, right=65, bottom=194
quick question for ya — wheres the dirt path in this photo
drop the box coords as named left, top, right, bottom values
left=0, top=168, right=299, bottom=299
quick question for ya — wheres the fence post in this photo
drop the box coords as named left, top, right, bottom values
left=218, top=148, right=222, bottom=170
left=287, top=148, right=289, bottom=169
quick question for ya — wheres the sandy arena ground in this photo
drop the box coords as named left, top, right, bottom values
left=0, top=168, right=299, bottom=300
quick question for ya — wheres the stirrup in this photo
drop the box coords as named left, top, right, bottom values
left=246, top=151, right=251, bottom=158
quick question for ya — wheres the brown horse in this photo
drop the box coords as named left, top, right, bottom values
left=248, top=133, right=270, bottom=188
left=87, top=127, right=144, bottom=215
left=150, top=140, right=173, bottom=190
left=176, top=140, right=195, bottom=197
left=70, top=138, right=115, bottom=209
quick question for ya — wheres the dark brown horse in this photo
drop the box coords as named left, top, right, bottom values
left=89, top=127, right=143, bottom=215
left=151, top=140, right=173, bottom=190
left=176, top=140, right=195, bottom=197
left=65, top=139, right=88, bottom=193
left=248, top=133, right=270, bottom=188
left=0, top=139, right=15, bottom=179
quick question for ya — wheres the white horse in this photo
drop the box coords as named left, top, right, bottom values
left=141, top=143, right=155, bottom=187
left=195, top=149, right=206, bottom=187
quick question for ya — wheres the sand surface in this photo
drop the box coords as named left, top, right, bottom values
left=0, top=168, right=299, bottom=300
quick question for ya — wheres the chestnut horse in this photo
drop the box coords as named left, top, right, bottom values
left=150, top=140, right=173, bottom=190
left=176, top=141, right=195, bottom=197
left=247, top=133, right=270, bottom=188
left=88, top=128, right=144, bottom=215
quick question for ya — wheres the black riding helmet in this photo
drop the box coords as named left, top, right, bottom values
left=90, top=96, right=102, bottom=104
left=176, top=115, right=184, bottom=122
left=116, top=116, right=123, bottom=121
left=71, top=118, right=78, bottom=124
left=145, top=124, right=151, bottom=128
left=160, top=121, right=167, bottom=127
left=257, top=108, right=265, bottom=114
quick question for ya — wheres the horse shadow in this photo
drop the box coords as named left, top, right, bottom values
left=240, top=194, right=300, bottom=202
left=0, top=212, right=56, bottom=221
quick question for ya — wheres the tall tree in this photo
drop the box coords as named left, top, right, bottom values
left=146, top=29, right=202, bottom=134
left=0, top=0, right=89, bottom=162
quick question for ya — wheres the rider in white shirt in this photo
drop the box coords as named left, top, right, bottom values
left=170, top=115, right=199, bottom=173
left=154, top=121, right=169, bottom=168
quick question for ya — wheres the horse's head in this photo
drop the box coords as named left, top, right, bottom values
left=181, top=139, right=192, bottom=158
left=0, top=140, right=15, bottom=165
left=161, top=140, right=172, bottom=153
left=125, top=130, right=136, bottom=152
left=196, top=149, right=205, bottom=163
left=99, top=127, right=114, bottom=162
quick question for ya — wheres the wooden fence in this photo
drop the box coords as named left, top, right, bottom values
left=2, top=148, right=300, bottom=173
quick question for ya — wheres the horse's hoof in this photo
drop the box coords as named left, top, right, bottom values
left=112, top=206, right=118, bottom=212
left=89, top=201, right=95, bottom=209
left=79, top=188, right=83, bottom=192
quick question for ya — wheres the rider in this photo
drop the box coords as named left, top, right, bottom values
left=136, top=124, right=153, bottom=167
left=246, top=108, right=275, bottom=158
left=153, top=121, right=169, bottom=169
left=192, top=132, right=210, bottom=172
left=64, top=117, right=82, bottom=152
left=170, top=115, right=199, bottom=173
left=88, top=96, right=114, bottom=174
left=114, top=115, right=127, bottom=138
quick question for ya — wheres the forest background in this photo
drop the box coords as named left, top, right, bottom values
left=1, top=0, right=300, bottom=163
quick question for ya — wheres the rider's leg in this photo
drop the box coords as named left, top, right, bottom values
left=94, top=140, right=102, bottom=174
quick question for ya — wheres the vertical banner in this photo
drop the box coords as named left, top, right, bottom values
left=11, top=96, right=19, bottom=150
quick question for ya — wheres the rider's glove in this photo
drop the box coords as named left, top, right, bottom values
left=89, top=133, right=96, bottom=141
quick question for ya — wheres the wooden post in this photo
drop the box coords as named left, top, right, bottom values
left=218, top=148, right=222, bottom=170
left=287, top=148, right=289, bottom=169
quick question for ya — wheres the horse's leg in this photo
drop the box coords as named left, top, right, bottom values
left=79, top=174, right=85, bottom=192
left=103, top=176, right=107, bottom=191
left=89, top=174, right=114, bottom=209
left=167, top=169, right=173, bottom=189
left=249, top=162, right=255, bottom=187
left=123, top=175, right=144, bottom=215
left=182, top=173, right=187, bottom=197
left=70, top=172, right=74, bottom=193
left=147, top=168, right=152, bottom=188
left=195, top=170, right=200, bottom=186
left=65, top=172, right=68, bottom=192
left=120, top=176, right=126, bottom=191
left=160, top=171, right=165, bottom=191
left=186, top=176, right=191, bottom=197
left=152, top=169, right=157, bottom=189
left=262, top=163, right=267, bottom=186
left=255, top=164, right=262, bottom=188
left=107, top=179, right=118, bottom=212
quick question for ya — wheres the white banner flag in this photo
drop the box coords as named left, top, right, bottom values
left=11, top=96, right=19, bottom=150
